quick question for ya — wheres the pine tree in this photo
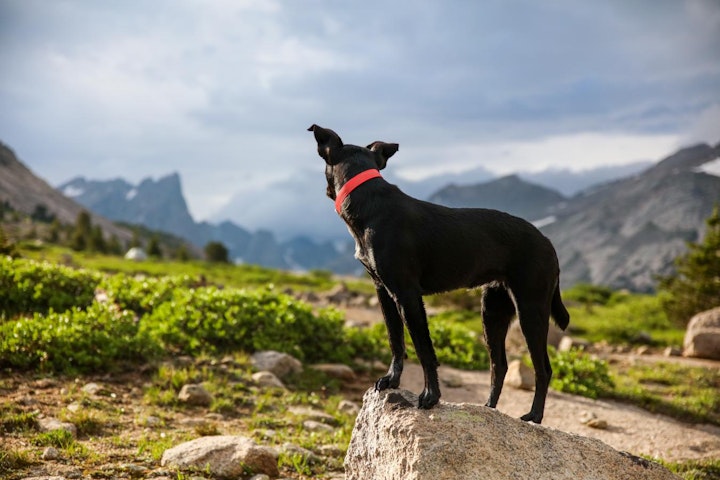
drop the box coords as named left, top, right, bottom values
left=204, top=241, right=229, bottom=263
left=659, top=206, right=720, bottom=327
left=147, top=236, right=162, bottom=258
left=70, top=210, right=92, bottom=251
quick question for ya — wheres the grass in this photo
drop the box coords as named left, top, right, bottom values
left=662, top=458, right=720, bottom=480
left=608, top=361, right=720, bottom=426
left=15, top=241, right=372, bottom=293
left=564, top=287, right=685, bottom=347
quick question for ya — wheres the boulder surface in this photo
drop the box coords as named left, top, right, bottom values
left=683, top=306, right=720, bottom=360
left=345, top=388, right=679, bottom=480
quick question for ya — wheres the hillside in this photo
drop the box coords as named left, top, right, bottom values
left=0, top=142, right=132, bottom=243
left=428, top=174, right=566, bottom=222
left=542, top=143, right=720, bottom=292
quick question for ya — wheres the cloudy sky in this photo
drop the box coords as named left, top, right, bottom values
left=1, top=0, right=719, bottom=221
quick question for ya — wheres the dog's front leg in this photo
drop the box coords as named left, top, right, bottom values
left=395, top=289, right=441, bottom=409
left=374, top=286, right=405, bottom=391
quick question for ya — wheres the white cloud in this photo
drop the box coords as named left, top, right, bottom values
left=396, top=132, right=681, bottom=180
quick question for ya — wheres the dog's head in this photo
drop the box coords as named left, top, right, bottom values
left=307, top=124, right=398, bottom=200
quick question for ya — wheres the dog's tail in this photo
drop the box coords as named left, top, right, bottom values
left=551, top=283, right=570, bottom=331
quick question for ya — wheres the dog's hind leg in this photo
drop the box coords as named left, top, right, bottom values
left=393, top=288, right=440, bottom=409
left=516, top=298, right=552, bottom=424
left=481, top=285, right=515, bottom=410
left=374, top=285, right=406, bottom=391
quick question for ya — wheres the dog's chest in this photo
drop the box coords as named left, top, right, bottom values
left=348, top=226, right=377, bottom=272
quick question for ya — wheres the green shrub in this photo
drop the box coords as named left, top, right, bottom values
left=99, top=273, right=196, bottom=316
left=0, top=257, right=100, bottom=319
left=550, top=347, right=614, bottom=399
left=140, top=286, right=353, bottom=363
left=0, top=303, right=161, bottom=373
left=361, top=317, right=489, bottom=371
left=565, top=292, right=683, bottom=346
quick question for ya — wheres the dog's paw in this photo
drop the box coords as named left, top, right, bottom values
left=374, top=375, right=400, bottom=391
left=520, top=411, right=543, bottom=424
left=417, top=389, right=440, bottom=409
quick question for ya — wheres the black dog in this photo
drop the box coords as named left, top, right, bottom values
left=308, top=124, right=569, bottom=424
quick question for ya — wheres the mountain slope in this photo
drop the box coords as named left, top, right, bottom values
left=542, top=143, right=720, bottom=292
left=60, top=174, right=199, bottom=241
left=428, top=174, right=566, bottom=222
left=0, top=142, right=132, bottom=243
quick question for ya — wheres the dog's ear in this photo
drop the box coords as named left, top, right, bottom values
left=308, top=124, right=343, bottom=165
left=366, top=141, right=399, bottom=170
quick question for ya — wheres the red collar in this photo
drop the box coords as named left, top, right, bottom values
left=335, top=169, right=382, bottom=213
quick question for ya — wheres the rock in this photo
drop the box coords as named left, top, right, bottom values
left=324, top=283, right=354, bottom=305
left=161, top=435, right=278, bottom=478
left=683, top=306, right=720, bottom=360
left=505, top=359, right=535, bottom=390
left=82, top=382, right=110, bottom=396
left=318, top=444, right=344, bottom=457
left=558, top=336, right=591, bottom=352
left=507, top=319, right=566, bottom=352
left=249, top=475, right=271, bottom=480
left=440, top=371, right=464, bottom=388
left=579, top=411, right=609, bottom=430
left=288, top=406, right=338, bottom=425
left=251, top=351, right=303, bottom=378
left=38, top=417, right=77, bottom=437
left=303, top=420, right=334, bottom=433
left=634, top=345, right=651, bottom=355
left=137, top=415, right=162, bottom=427
left=311, top=363, right=356, bottom=381
left=41, top=447, right=61, bottom=460
left=252, top=371, right=286, bottom=389
left=281, top=443, right=321, bottom=464
left=344, top=388, right=679, bottom=480
left=663, top=346, right=682, bottom=357
left=177, top=384, right=213, bottom=406
left=338, top=400, right=360, bottom=416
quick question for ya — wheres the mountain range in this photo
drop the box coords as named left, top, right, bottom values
left=3, top=137, right=719, bottom=291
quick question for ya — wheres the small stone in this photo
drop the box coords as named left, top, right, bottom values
left=311, top=363, right=356, bottom=381
left=119, top=463, right=149, bottom=476
left=318, top=444, right=344, bottom=457
left=82, top=382, right=110, bottom=396
left=663, top=346, right=682, bottom=357
left=281, top=443, right=321, bottom=464
left=303, top=420, right=335, bottom=433
left=288, top=406, right=338, bottom=425
left=138, top=415, right=162, bottom=427
left=579, top=410, right=607, bottom=428
left=635, top=345, right=651, bottom=355
left=505, top=359, right=535, bottom=390
left=558, top=336, right=590, bottom=352
left=338, top=400, right=360, bottom=416
left=38, top=417, right=77, bottom=437
left=251, top=351, right=303, bottom=378
left=587, top=418, right=609, bottom=429
left=252, top=371, right=286, bottom=389
left=178, top=384, right=213, bottom=406
left=66, top=402, right=81, bottom=413
left=441, top=372, right=464, bottom=388
left=249, top=475, right=271, bottom=480
left=41, top=447, right=61, bottom=460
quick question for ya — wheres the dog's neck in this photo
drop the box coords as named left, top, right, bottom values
left=334, top=169, right=382, bottom=213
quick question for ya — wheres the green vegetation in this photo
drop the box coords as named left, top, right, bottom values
left=609, top=361, right=720, bottom=425
left=549, top=347, right=614, bottom=399
left=659, top=206, right=720, bottom=327
left=563, top=284, right=684, bottom=346
left=1, top=243, right=718, bottom=479
left=662, top=458, right=720, bottom=480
